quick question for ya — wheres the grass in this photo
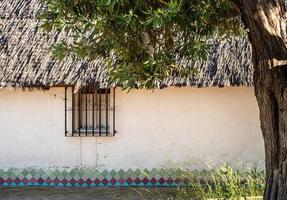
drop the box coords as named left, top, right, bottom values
left=167, top=164, right=265, bottom=200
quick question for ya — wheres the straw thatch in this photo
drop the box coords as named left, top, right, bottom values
left=0, top=0, right=254, bottom=89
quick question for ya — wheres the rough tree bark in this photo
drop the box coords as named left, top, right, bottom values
left=236, top=0, right=287, bottom=199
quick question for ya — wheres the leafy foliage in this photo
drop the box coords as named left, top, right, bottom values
left=175, top=164, right=264, bottom=200
left=41, top=0, right=244, bottom=89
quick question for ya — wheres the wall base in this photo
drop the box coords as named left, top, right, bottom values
left=0, top=168, right=189, bottom=188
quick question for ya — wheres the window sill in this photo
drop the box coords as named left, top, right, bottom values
left=65, top=129, right=116, bottom=137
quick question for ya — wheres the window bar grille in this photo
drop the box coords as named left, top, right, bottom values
left=66, top=86, right=116, bottom=137
left=95, top=87, right=98, bottom=136
left=92, top=86, right=95, bottom=136
left=72, top=87, right=74, bottom=136
left=78, top=89, right=81, bottom=136
left=65, top=87, right=67, bottom=136
left=113, top=87, right=116, bottom=136
left=106, top=88, right=109, bottom=136
left=85, top=90, right=88, bottom=136
left=99, top=89, right=102, bottom=136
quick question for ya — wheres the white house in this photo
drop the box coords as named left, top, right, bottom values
left=0, top=0, right=264, bottom=187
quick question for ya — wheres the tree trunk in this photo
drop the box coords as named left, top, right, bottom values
left=236, top=0, right=287, bottom=199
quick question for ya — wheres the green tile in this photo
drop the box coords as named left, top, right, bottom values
left=29, top=169, right=37, bottom=176
left=5, top=168, right=14, bottom=176
left=117, top=169, right=125, bottom=177
left=165, top=168, right=174, bottom=175
left=84, top=169, right=94, bottom=177
left=61, top=170, right=69, bottom=177
left=21, top=169, right=29, bottom=176
left=68, top=169, right=78, bottom=177
left=150, top=168, right=159, bottom=176
left=0, top=169, right=5, bottom=177
left=12, top=169, right=22, bottom=176
left=126, top=169, right=134, bottom=176
left=35, top=169, right=44, bottom=176
left=101, top=170, right=109, bottom=177
left=44, top=169, right=54, bottom=176
left=175, top=169, right=184, bottom=176
left=92, top=169, right=101, bottom=177
left=159, top=168, right=168, bottom=177
left=121, top=170, right=132, bottom=179
left=109, top=169, right=117, bottom=177
left=143, top=168, right=150, bottom=176
left=134, top=169, right=141, bottom=176
left=53, top=169, right=61, bottom=176
left=77, top=169, right=85, bottom=177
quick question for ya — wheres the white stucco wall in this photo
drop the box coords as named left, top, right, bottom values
left=0, top=87, right=264, bottom=170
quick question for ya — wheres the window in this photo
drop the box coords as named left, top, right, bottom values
left=64, top=86, right=116, bottom=137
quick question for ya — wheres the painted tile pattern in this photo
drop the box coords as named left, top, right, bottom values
left=0, top=168, right=190, bottom=187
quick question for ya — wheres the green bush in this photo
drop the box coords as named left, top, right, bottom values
left=174, top=164, right=265, bottom=200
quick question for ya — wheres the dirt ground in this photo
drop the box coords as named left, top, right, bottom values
left=0, top=187, right=179, bottom=200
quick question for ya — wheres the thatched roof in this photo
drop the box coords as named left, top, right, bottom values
left=0, top=0, right=254, bottom=89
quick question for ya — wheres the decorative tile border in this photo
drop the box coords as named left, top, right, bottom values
left=0, top=168, right=190, bottom=188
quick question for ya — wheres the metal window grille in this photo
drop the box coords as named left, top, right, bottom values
left=64, top=86, right=116, bottom=137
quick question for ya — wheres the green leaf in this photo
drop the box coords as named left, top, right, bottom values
left=40, top=0, right=244, bottom=89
